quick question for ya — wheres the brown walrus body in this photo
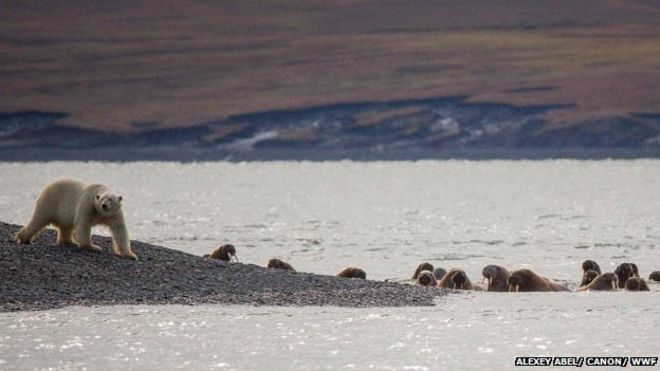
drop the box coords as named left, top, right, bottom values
left=507, top=269, right=570, bottom=292
left=624, top=277, right=650, bottom=291
left=416, top=270, right=437, bottom=286
left=482, top=264, right=511, bottom=292
left=412, top=263, right=434, bottom=280
left=337, top=267, right=367, bottom=279
left=206, top=244, right=238, bottom=261
left=437, top=268, right=479, bottom=290
left=267, top=258, right=296, bottom=272
left=614, top=263, right=640, bottom=288
left=433, top=267, right=447, bottom=281
left=582, top=260, right=602, bottom=275
left=579, top=272, right=618, bottom=291
left=580, top=269, right=599, bottom=288
left=649, top=271, right=660, bottom=282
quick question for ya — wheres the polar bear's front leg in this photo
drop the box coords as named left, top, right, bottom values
left=73, top=214, right=102, bottom=252
left=108, top=217, right=137, bottom=260
left=56, top=225, right=74, bottom=246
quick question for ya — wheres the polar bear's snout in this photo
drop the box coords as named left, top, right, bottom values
left=96, top=193, right=122, bottom=214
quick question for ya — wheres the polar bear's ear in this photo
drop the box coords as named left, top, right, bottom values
left=118, top=196, right=123, bottom=202
left=96, top=194, right=101, bottom=200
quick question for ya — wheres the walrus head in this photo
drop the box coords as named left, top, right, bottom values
left=482, top=264, right=511, bottom=292
left=508, top=271, right=523, bottom=292
left=209, top=244, right=238, bottom=262
left=433, top=267, right=447, bottom=281
left=436, top=268, right=477, bottom=290
left=507, top=269, right=541, bottom=292
left=649, top=271, right=660, bottom=282
left=615, top=263, right=639, bottom=288
left=624, top=277, right=650, bottom=291
left=580, top=269, right=599, bottom=287
left=416, top=270, right=437, bottom=286
left=587, top=272, right=619, bottom=291
left=412, top=263, right=434, bottom=279
left=581, top=259, right=602, bottom=275
left=267, top=258, right=296, bottom=272
left=337, top=267, right=367, bottom=279
left=450, top=270, right=467, bottom=289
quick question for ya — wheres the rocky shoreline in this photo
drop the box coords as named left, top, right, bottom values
left=0, top=222, right=441, bottom=312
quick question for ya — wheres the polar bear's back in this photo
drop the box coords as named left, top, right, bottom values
left=35, top=179, right=88, bottom=226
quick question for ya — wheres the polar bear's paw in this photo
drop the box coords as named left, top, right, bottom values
left=79, top=243, right=103, bottom=252
left=115, top=250, right=138, bottom=261
left=15, top=231, right=31, bottom=244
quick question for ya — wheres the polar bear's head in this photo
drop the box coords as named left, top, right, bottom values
left=95, top=192, right=123, bottom=216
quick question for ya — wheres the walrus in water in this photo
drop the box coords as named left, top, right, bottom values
left=649, top=271, right=660, bottom=282
left=433, top=267, right=447, bottom=281
left=579, top=272, right=618, bottom=291
left=582, top=259, right=602, bottom=275
left=337, top=267, right=367, bottom=279
left=507, top=269, right=570, bottom=292
left=482, top=264, right=511, bottom=292
left=267, top=258, right=296, bottom=272
left=614, top=263, right=640, bottom=288
left=416, top=270, right=437, bottom=286
left=580, top=269, right=599, bottom=288
left=205, top=244, right=238, bottom=262
left=437, top=268, right=479, bottom=290
left=412, top=263, right=434, bottom=280
left=624, top=277, right=650, bottom=291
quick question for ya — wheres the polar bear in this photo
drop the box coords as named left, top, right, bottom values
left=16, top=179, right=138, bottom=260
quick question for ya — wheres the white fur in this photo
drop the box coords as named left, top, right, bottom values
left=16, top=179, right=137, bottom=260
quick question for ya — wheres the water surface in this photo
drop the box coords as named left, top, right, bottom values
left=0, top=161, right=659, bottom=369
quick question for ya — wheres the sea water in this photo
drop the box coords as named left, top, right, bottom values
left=0, top=161, right=659, bottom=370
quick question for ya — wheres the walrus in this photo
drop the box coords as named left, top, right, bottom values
left=579, top=272, right=618, bottom=291
left=437, top=268, right=479, bottom=290
left=624, top=277, right=650, bottom=291
left=580, top=269, right=599, bottom=288
left=267, top=258, right=296, bottom=272
left=649, top=271, right=660, bottom=282
left=507, top=269, right=570, bottom=292
left=433, top=267, right=447, bottom=281
left=582, top=259, right=602, bottom=275
left=412, top=263, right=434, bottom=280
left=482, top=264, right=511, bottom=292
left=337, top=267, right=367, bottom=279
left=416, top=270, right=437, bottom=286
left=614, top=263, right=640, bottom=288
left=205, top=244, right=238, bottom=262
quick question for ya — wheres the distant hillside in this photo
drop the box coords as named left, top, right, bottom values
left=2, top=98, right=660, bottom=161
left=1, top=0, right=659, bottom=159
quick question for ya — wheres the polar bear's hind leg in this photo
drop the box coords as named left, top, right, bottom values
left=16, top=215, right=50, bottom=244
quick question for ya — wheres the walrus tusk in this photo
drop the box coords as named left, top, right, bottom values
left=233, top=254, right=240, bottom=262
left=515, top=285, right=519, bottom=292
left=488, top=277, right=492, bottom=289
left=453, top=283, right=457, bottom=289
left=611, top=281, right=616, bottom=290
